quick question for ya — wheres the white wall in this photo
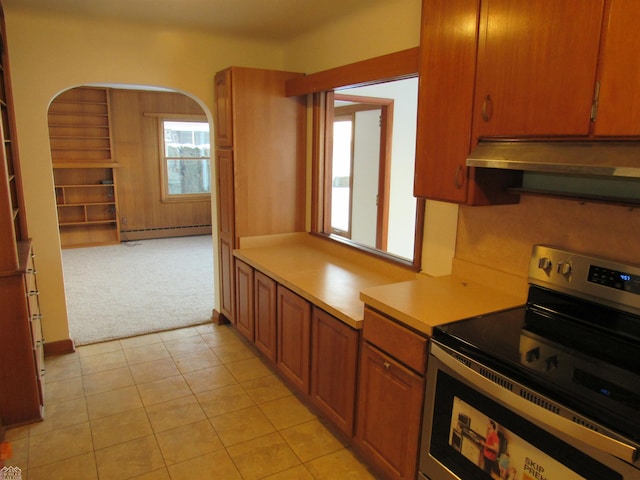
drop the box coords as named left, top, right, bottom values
left=351, top=109, right=380, bottom=247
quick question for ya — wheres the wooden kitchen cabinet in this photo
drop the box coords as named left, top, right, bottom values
left=234, top=259, right=254, bottom=341
left=254, top=270, right=277, bottom=362
left=215, top=148, right=235, bottom=322
left=277, top=285, right=311, bottom=394
left=0, top=243, right=45, bottom=427
left=213, top=67, right=306, bottom=323
left=213, top=69, right=233, bottom=148
left=356, top=307, right=427, bottom=480
left=310, top=307, right=359, bottom=437
left=593, top=0, right=640, bottom=136
left=414, top=0, right=629, bottom=205
left=472, top=0, right=603, bottom=139
left=415, top=0, right=522, bottom=204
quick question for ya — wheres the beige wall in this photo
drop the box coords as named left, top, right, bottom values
left=5, top=0, right=427, bottom=345
left=282, top=0, right=458, bottom=277
left=457, top=195, right=640, bottom=280
left=283, top=0, right=422, bottom=72
left=4, top=7, right=285, bottom=344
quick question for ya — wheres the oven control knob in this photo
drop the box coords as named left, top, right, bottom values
left=525, top=347, right=540, bottom=363
left=544, top=355, right=559, bottom=372
left=538, top=257, right=553, bottom=271
left=559, top=262, right=572, bottom=277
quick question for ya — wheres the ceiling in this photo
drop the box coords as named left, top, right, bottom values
left=3, top=0, right=389, bottom=41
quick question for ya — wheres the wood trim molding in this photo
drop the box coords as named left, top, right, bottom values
left=44, top=338, right=76, bottom=356
left=212, top=309, right=230, bottom=325
left=285, top=47, right=419, bottom=97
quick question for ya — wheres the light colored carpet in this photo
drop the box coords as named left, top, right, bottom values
left=62, top=235, right=214, bottom=345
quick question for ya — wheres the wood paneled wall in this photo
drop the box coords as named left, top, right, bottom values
left=110, top=89, right=212, bottom=241
left=456, top=194, right=640, bottom=279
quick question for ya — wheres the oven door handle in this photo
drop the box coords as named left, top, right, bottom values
left=432, top=343, right=639, bottom=464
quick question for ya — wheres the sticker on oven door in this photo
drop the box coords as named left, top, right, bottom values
left=450, top=397, right=586, bottom=480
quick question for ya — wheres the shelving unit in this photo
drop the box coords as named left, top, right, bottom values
left=0, top=1, right=45, bottom=427
left=48, top=87, right=121, bottom=247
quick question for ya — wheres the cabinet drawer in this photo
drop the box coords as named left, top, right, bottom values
left=363, top=307, right=427, bottom=375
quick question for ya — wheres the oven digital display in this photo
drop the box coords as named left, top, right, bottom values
left=587, top=265, right=640, bottom=295
left=450, top=397, right=587, bottom=480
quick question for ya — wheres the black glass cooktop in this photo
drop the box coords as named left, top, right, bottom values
left=433, top=285, right=640, bottom=442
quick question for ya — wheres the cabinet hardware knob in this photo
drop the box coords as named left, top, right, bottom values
left=482, top=94, right=493, bottom=122
left=27, top=268, right=37, bottom=274
left=29, top=290, right=39, bottom=297
left=383, top=362, right=391, bottom=370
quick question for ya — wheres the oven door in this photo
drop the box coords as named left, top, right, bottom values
left=419, top=341, right=639, bottom=480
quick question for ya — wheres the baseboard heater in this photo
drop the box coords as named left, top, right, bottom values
left=121, top=224, right=212, bottom=240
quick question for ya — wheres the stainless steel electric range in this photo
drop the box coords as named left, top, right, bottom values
left=419, top=245, right=640, bottom=480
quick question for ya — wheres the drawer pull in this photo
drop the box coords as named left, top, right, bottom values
left=27, top=268, right=37, bottom=274
left=383, top=362, right=391, bottom=370
left=31, top=313, right=43, bottom=321
left=29, top=290, right=39, bottom=297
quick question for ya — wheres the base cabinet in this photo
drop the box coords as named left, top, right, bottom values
left=356, top=342, right=425, bottom=480
left=311, top=307, right=359, bottom=437
left=234, top=260, right=254, bottom=341
left=0, top=242, right=45, bottom=427
left=254, top=270, right=277, bottom=362
left=356, top=307, right=428, bottom=480
left=233, top=262, right=360, bottom=440
left=276, top=285, right=311, bottom=393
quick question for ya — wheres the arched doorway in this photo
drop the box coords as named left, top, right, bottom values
left=48, top=84, right=216, bottom=345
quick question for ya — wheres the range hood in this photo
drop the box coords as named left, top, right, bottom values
left=466, top=140, right=640, bottom=178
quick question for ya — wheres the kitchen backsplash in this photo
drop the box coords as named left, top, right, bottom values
left=455, top=194, right=640, bottom=279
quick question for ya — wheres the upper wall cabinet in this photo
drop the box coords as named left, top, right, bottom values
left=414, top=0, right=640, bottom=204
left=472, top=1, right=603, bottom=139
left=593, top=0, right=640, bottom=136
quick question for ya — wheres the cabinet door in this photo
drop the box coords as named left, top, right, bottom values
left=216, top=148, right=235, bottom=322
left=234, top=260, right=254, bottom=341
left=254, top=270, right=277, bottom=362
left=356, top=342, right=424, bottom=480
left=311, top=307, right=359, bottom=436
left=594, top=0, right=640, bottom=136
left=473, top=0, right=604, bottom=138
left=214, top=69, right=233, bottom=147
left=415, top=0, right=479, bottom=203
left=277, top=285, right=311, bottom=393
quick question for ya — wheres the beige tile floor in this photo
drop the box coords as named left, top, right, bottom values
left=4, top=323, right=380, bottom=479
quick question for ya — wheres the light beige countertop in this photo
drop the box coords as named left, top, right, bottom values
left=234, top=233, right=526, bottom=335
left=360, top=275, right=524, bottom=336
left=234, top=233, right=416, bottom=329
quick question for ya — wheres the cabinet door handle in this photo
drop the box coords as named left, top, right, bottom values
left=481, top=94, right=493, bottom=122
left=454, top=165, right=465, bottom=190
left=29, top=290, right=39, bottom=297
left=383, top=362, right=391, bottom=370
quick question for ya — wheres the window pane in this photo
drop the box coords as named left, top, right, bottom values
left=331, top=119, right=353, bottom=232
left=163, top=120, right=211, bottom=197
left=167, top=159, right=211, bottom=195
left=164, top=121, right=210, bottom=158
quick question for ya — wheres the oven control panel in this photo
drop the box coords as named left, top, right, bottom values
left=587, top=265, right=640, bottom=295
left=529, top=245, right=640, bottom=314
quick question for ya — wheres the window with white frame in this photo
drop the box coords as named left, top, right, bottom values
left=160, top=119, right=211, bottom=201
